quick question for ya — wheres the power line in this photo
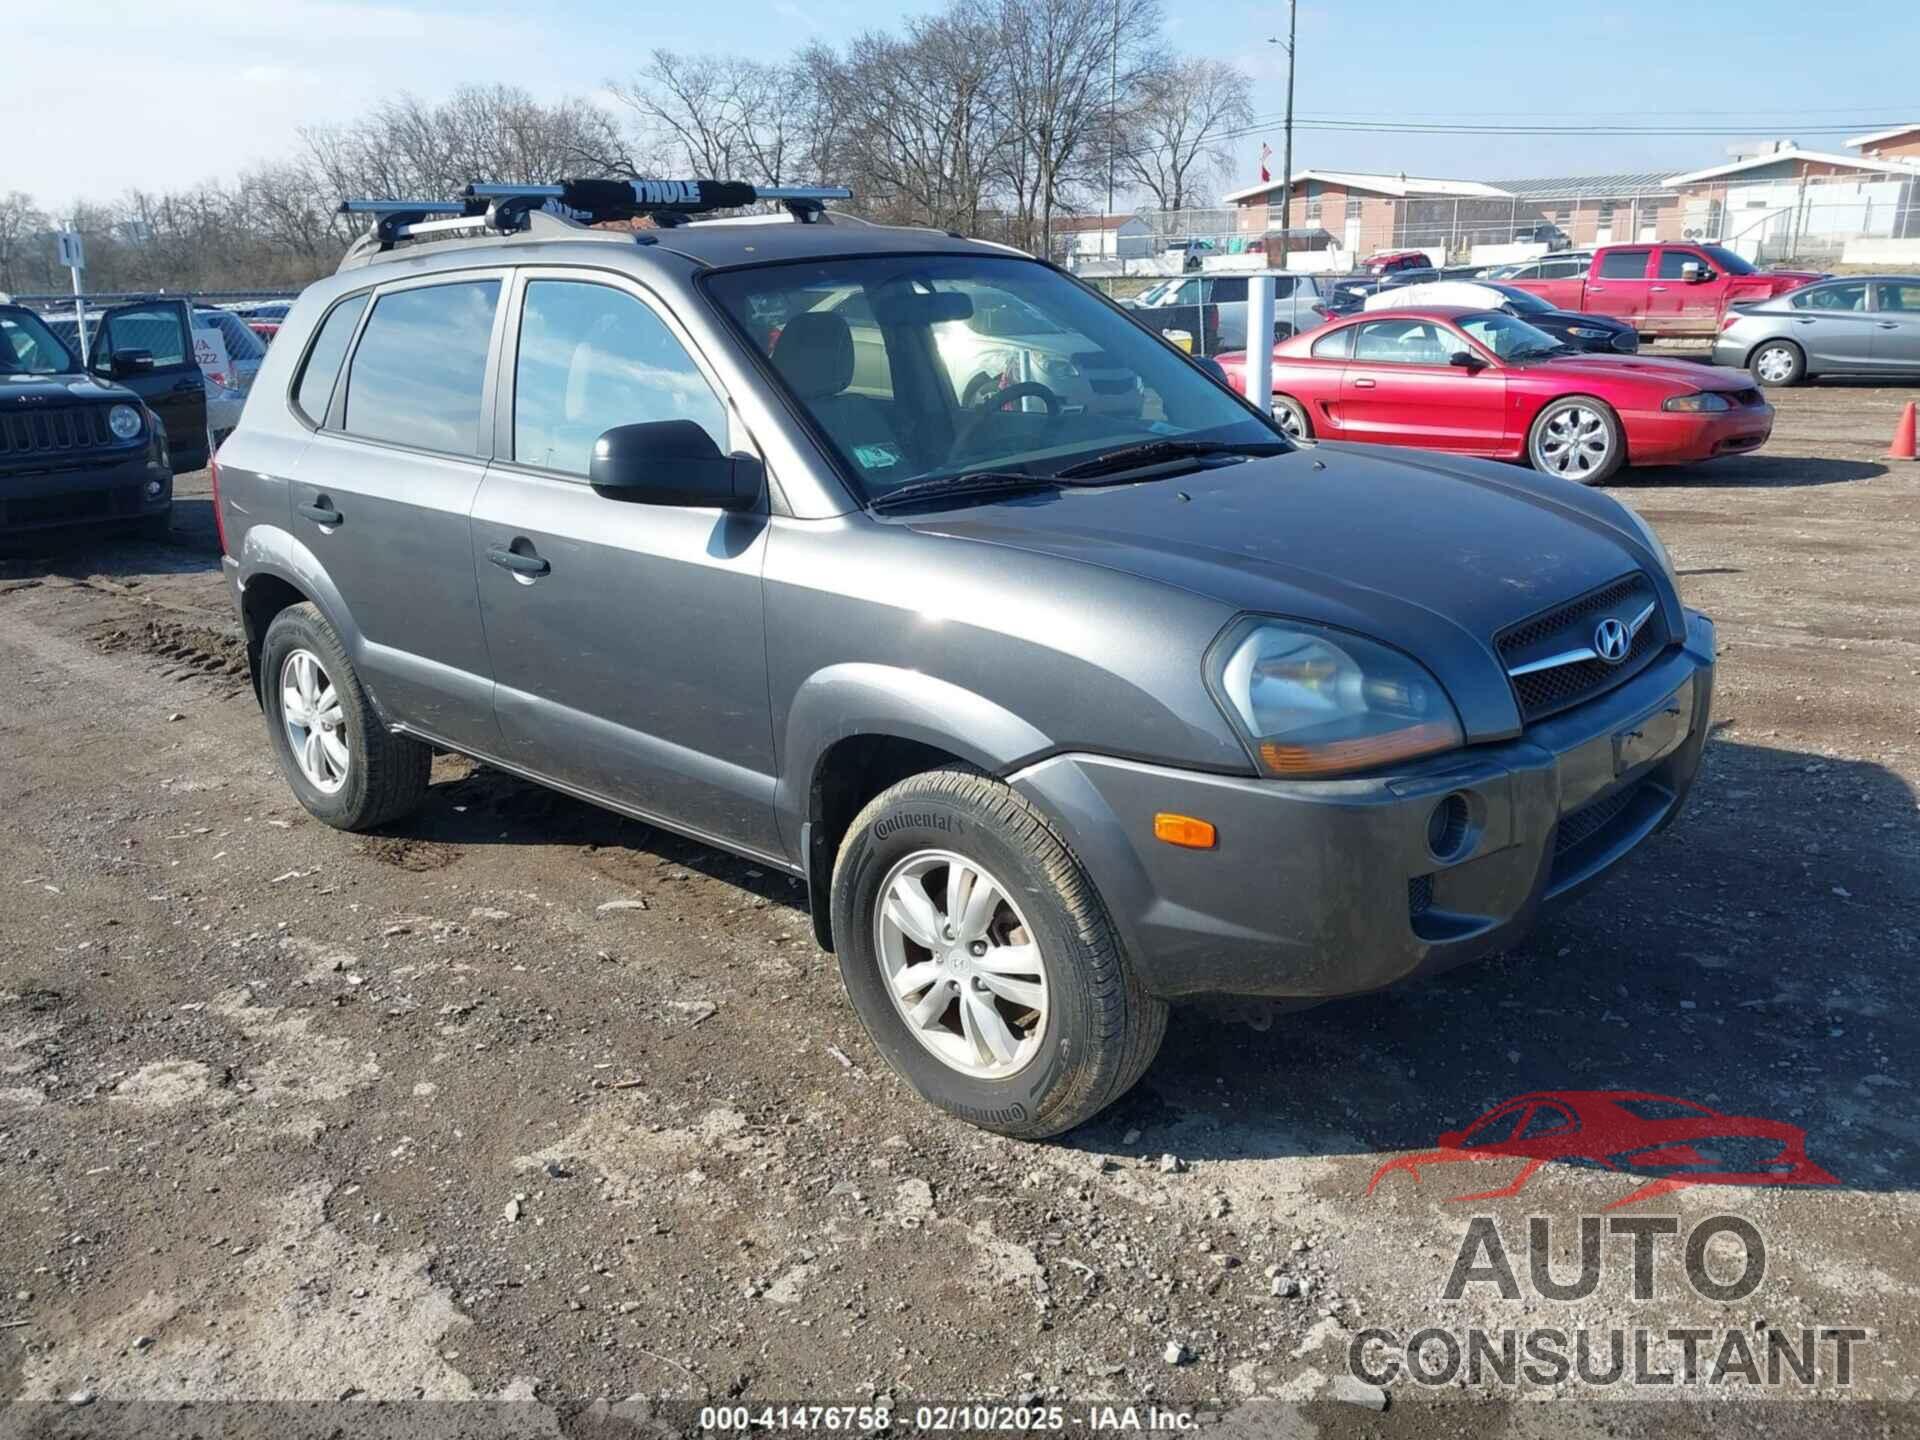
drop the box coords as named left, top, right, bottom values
left=1212, top=116, right=1918, bottom=141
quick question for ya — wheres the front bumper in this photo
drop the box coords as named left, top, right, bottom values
left=0, top=452, right=172, bottom=534
left=1625, top=406, right=1773, bottom=466
left=1012, top=611, right=1716, bottom=1000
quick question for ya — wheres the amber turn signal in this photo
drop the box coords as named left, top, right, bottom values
left=1153, top=813, right=1217, bottom=849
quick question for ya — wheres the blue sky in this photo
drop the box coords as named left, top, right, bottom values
left=12, top=0, right=1918, bottom=211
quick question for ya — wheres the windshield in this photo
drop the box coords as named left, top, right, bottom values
left=1487, top=284, right=1552, bottom=313
left=707, top=255, right=1281, bottom=501
left=1455, top=310, right=1568, bottom=360
left=0, top=307, right=79, bottom=375
left=1698, top=245, right=1757, bottom=276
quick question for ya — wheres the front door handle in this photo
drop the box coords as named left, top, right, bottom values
left=1649, top=285, right=1668, bottom=292
left=1352, top=377, right=1377, bottom=388
left=297, top=500, right=342, bottom=526
left=1878, top=321, right=1899, bottom=329
left=488, top=544, right=550, bottom=578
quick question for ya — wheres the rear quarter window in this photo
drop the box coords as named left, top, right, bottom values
left=292, top=293, right=370, bottom=426
left=1310, top=326, right=1354, bottom=359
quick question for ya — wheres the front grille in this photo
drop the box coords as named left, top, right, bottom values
left=0, top=486, right=142, bottom=527
left=0, top=404, right=116, bottom=459
left=1497, top=573, right=1666, bottom=723
left=1554, top=783, right=1641, bottom=857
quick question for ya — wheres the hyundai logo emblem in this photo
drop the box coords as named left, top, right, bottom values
left=1593, top=617, right=1631, bottom=665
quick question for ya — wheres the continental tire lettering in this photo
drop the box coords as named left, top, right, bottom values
left=873, top=812, right=963, bottom=841
left=947, top=1099, right=1029, bottom=1126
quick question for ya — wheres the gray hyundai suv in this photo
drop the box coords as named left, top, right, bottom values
left=215, top=180, right=1715, bottom=1138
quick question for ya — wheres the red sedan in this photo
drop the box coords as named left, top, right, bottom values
left=1217, top=306, right=1773, bottom=484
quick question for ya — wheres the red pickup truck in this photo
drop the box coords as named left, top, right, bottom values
left=1499, top=242, right=1822, bottom=338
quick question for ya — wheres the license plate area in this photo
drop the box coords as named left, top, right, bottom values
left=1612, top=677, right=1693, bottom=777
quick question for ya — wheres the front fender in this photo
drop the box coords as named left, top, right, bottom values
left=774, top=662, right=1053, bottom=848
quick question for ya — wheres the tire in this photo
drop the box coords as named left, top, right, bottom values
left=830, top=768, right=1167, bottom=1139
left=1749, top=339, right=1805, bottom=388
left=1271, top=393, right=1314, bottom=442
left=259, top=602, right=430, bottom=831
left=1526, top=396, right=1625, bottom=485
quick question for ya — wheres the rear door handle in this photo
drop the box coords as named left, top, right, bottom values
left=297, top=501, right=342, bottom=526
left=488, top=544, right=550, bottom=578
left=1649, top=285, right=1668, bottom=292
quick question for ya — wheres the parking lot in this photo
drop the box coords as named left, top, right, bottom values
left=1, top=379, right=1916, bottom=1431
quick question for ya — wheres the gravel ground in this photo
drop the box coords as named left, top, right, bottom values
left=1, top=380, right=1917, bottom=1437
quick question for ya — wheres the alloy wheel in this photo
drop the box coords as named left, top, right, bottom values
left=1535, top=405, right=1611, bottom=479
left=280, top=648, right=349, bottom=794
left=873, top=849, right=1050, bottom=1080
left=1272, top=401, right=1307, bottom=440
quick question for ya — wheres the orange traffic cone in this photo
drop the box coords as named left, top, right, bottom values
left=1890, top=401, right=1918, bottom=461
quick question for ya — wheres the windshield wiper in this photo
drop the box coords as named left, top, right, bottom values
left=1053, top=438, right=1291, bottom=481
left=869, top=470, right=1062, bottom=512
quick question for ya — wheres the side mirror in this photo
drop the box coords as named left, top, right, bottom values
left=588, top=420, right=761, bottom=510
left=1449, top=350, right=1486, bottom=371
left=108, top=349, right=155, bottom=378
left=1681, top=261, right=1708, bottom=283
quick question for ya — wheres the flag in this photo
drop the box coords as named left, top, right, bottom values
left=1259, top=143, right=1273, bottom=184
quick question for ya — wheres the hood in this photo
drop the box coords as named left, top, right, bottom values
left=1, top=373, right=133, bottom=403
left=899, top=445, right=1668, bottom=740
left=1522, top=352, right=1749, bottom=392
left=1535, top=309, right=1632, bottom=329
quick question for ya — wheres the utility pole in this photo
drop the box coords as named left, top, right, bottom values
left=1106, top=2, right=1119, bottom=217
left=1267, top=1, right=1297, bottom=264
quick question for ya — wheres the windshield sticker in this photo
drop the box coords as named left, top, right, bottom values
left=853, top=444, right=901, bottom=470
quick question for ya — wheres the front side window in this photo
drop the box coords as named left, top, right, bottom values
left=0, top=308, right=78, bottom=374
left=1597, top=249, right=1651, bottom=280
left=342, top=280, right=500, bottom=455
left=99, top=304, right=188, bottom=367
left=513, top=279, right=727, bottom=476
left=293, top=293, right=369, bottom=424
left=1656, top=250, right=1709, bottom=280
left=1791, top=281, right=1869, bottom=312
left=1697, top=245, right=1757, bottom=276
left=706, top=254, right=1277, bottom=499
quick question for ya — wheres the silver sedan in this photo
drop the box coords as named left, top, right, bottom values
left=1714, top=275, right=1920, bottom=386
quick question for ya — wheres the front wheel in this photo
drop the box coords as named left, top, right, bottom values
left=1749, top=339, right=1805, bottom=388
left=830, top=769, right=1166, bottom=1139
left=1527, top=397, right=1625, bottom=485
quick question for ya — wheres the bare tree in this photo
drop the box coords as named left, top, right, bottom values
left=993, top=0, right=1162, bottom=253
left=0, top=191, right=53, bottom=293
left=1117, top=57, right=1252, bottom=213
left=606, top=51, right=808, bottom=183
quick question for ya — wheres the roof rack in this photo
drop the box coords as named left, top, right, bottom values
left=335, top=178, right=853, bottom=270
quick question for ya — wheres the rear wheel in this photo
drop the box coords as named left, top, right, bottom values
left=260, top=603, right=430, bottom=831
left=1749, top=340, right=1805, bottom=388
left=831, top=768, right=1166, bottom=1139
left=1271, top=394, right=1314, bottom=442
left=1527, top=397, right=1624, bottom=485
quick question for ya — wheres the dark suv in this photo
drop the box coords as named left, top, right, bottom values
left=1, top=303, right=175, bottom=537
left=215, top=181, right=1715, bottom=1138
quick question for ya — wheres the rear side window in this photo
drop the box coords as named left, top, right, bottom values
left=99, top=304, right=188, bottom=367
left=1597, top=249, right=1650, bottom=279
left=343, top=281, right=500, bottom=455
left=293, top=294, right=368, bottom=424
left=1310, top=326, right=1353, bottom=359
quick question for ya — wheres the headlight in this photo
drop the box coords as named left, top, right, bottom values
left=1035, top=352, right=1079, bottom=378
left=1663, top=391, right=1731, bottom=412
left=108, top=403, right=144, bottom=440
left=1616, top=500, right=1678, bottom=591
left=1207, top=619, right=1463, bottom=778
left=1568, top=327, right=1611, bottom=340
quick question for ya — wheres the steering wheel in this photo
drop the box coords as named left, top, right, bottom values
left=970, top=380, right=1062, bottom=418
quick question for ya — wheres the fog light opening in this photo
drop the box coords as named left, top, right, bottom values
left=145, top=479, right=165, bottom=498
left=1427, top=792, right=1473, bottom=863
